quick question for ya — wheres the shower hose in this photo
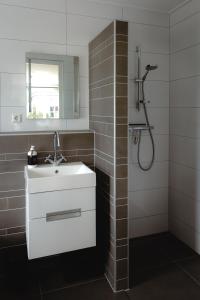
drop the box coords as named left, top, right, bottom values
left=137, top=81, right=155, bottom=171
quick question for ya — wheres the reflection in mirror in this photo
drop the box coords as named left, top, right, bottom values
left=26, top=53, right=79, bottom=120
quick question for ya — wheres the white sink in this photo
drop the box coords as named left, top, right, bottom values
left=25, top=162, right=96, bottom=193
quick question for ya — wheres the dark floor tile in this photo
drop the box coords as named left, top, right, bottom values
left=43, top=278, right=128, bottom=300
left=132, top=266, right=161, bottom=287
left=0, top=266, right=41, bottom=300
left=162, top=234, right=197, bottom=261
left=131, top=234, right=171, bottom=270
left=38, top=247, right=104, bottom=293
left=177, top=256, right=200, bottom=283
left=5, top=245, right=28, bottom=263
left=129, top=234, right=171, bottom=287
left=129, top=233, right=199, bottom=288
left=0, top=290, right=40, bottom=300
left=0, top=246, right=41, bottom=297
left=39, top=268, right=103, bottom=294
left=0, top=245, right=105, bottom=295
left=127, top=265, right=200, bottom=300
left=0, top=247, right=45, bottom=299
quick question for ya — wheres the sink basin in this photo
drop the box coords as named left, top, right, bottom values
left=25, top=162, right=96, bottom=193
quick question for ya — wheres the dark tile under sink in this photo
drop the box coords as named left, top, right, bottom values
left=128, top=264, right=200, bottom=300
left=0, top=257, right=41, bottom=300
left=0, top=244, right=105, bottom=298
left=43, top=278, right=128, bottom=300
left=38, top=247, right=105, bottom=293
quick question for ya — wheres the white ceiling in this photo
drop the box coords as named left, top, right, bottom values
left=94, top=0, right=188, bottom=13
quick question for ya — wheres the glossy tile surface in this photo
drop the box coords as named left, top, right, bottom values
left=129, top=232, right=200, bottom=300
left=170, top=0, right=200, bottom=253
left=2, top=234, right=200, bottom=300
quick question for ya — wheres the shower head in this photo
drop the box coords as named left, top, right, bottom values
left=145, top=64, right=158, bottom=71
left=142, top=64, right=158, bottom=81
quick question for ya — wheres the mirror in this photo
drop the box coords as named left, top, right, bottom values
left=26, top=53, right=79, bottom=120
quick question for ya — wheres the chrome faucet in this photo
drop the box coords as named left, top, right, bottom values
left=54, top=131, right=60, bottom=159
left=45, top=131, right=66, bottom=166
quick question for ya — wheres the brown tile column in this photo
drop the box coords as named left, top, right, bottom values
left=89, top=20, right=128, bottom=291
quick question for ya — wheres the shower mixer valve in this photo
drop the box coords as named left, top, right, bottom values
left=136, top=99, right=150, bottom=111
left=138, top=99, right=150, bottom=105
left=133, top=130, right=140, bottom=145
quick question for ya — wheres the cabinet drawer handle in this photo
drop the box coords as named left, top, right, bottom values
left=46, top=209, right=81, bottom=222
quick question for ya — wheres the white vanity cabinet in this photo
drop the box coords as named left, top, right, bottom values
left=25, top=162, right=96, bottom=260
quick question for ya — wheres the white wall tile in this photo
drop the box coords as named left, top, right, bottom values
left=0, top=0, right=66, bottom=13
left=169, top=189, right=200, bottom=233
left=129, top=22, right=169, bottom=54
left=94, top=0, right=181, bottom=14
left=170, top=0, right=200, bottom=26
left=171, top=13, right=200, bottom=53
left=171, top=45, right=200, bottom=80
left=66, top=107, right=89, bottom=130
left=67, top=0, right=122, bottom=19
left=128, top=79, right=169, bottom=108
left=129, top=161, right=169, bottom=192
left=0, top=73, right=25, bottom=107
left=169, top=0, right=200, bottom=253
left=123, top=6, right=169, bottom=27
left=129, top=214, right=168, bottom=238
left=129, top=188, right=168, bottom=219
left=170, top=163, right=200, bottom=200
left=0, top=4, right=66, bottom=44
left=79, top=77, right=89, bottom=108
left=169, top=217, right=200, bottom=254
left=129, top=133, right=169, bottom=164
left=67, top=14, right=111, bottom=46
left=171, top=135, right=200, bottom=170
left=0, top=73, right=1, bottom=105
left=0, top=39, right=66, bottom=74
left=129, top=107, right=169, bottom=135
left=171, top=108, right=200, bottom=138
left=171, top=76, right=200, bottom=108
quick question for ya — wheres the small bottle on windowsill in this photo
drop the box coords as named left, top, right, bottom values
left=27, top=145, right=38, bottom=168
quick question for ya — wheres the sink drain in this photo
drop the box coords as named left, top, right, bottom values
left=55, top=170, right=59, bottom=174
